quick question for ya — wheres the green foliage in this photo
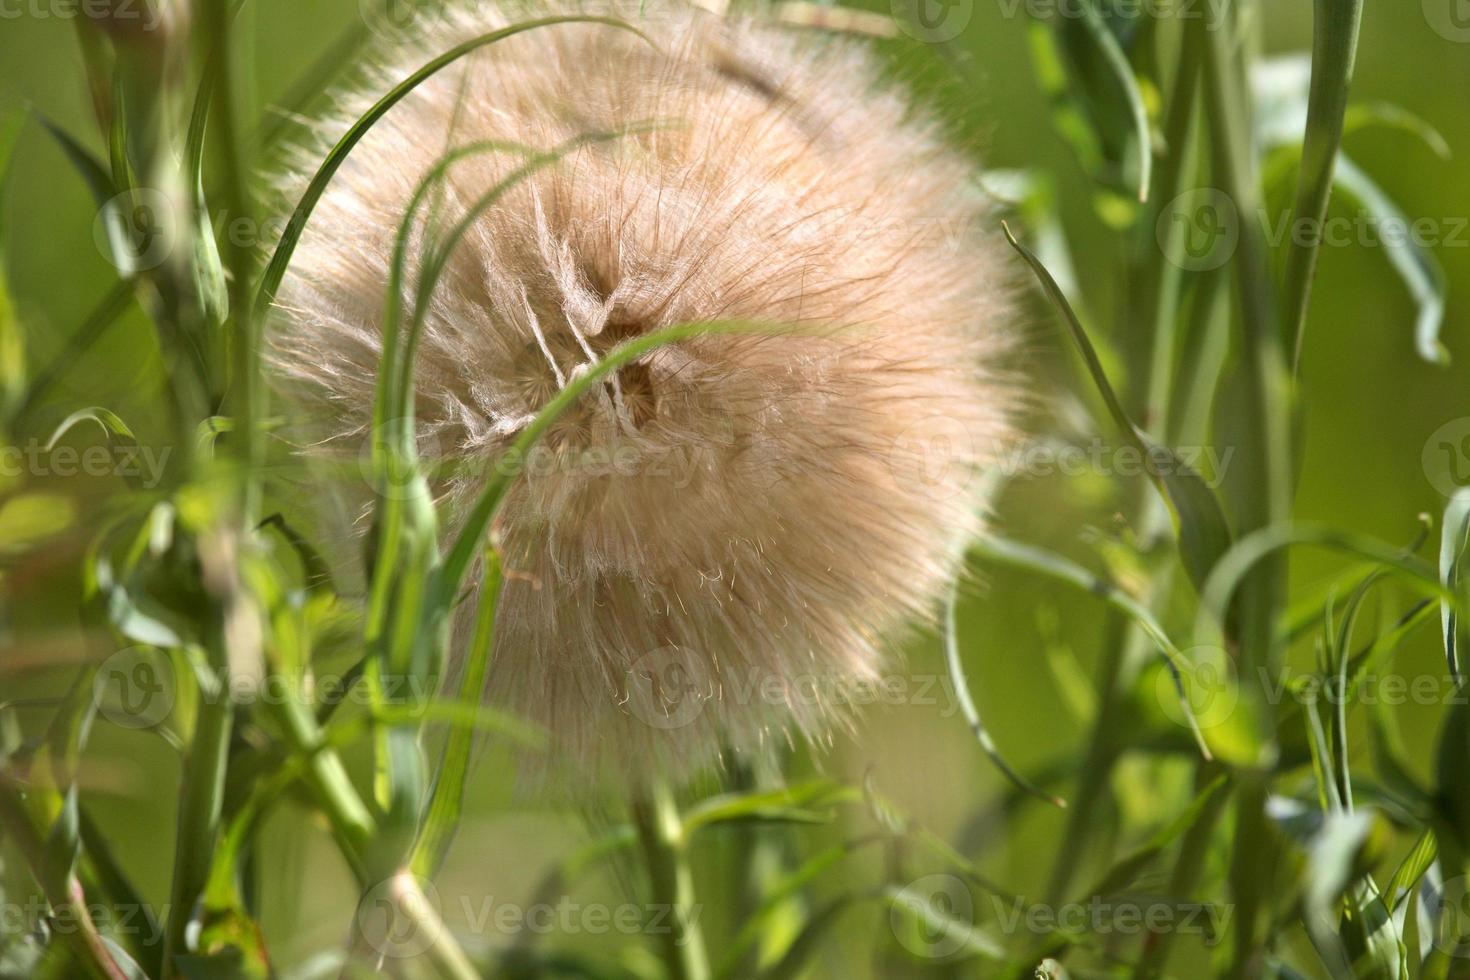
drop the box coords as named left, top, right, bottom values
left=1, top=1, right=1468, bottom=978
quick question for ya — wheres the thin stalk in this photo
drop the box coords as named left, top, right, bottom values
left=632, top=782, right=711, bottom=980
left=410, top=550, right=502, bottom=878
left=267, top=691, right=377, bottom=884
left=1042, top=16, right=1204, bottom=908
left=201, top=0, right=262, bottom=517
left=1198, top=6, right=1295, bottom=972
left=162, top=624, right=233, bottom=979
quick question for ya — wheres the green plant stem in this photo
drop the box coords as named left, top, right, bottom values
left=162, top=639, right=234, bottom=979
left=1042, top=24, right=1205, bottom=908
left=268, top=694, right=377, bottom=883
left=392, top=870, right=479, bottom=980
left=0, top=778, right=129, bottom=980
left=201, top=0, right=262, bottom=516
left=410, top=550, right=502, bottom=878
left=1199, top=6, right=1295, bottom=973
left=1285, top=0, right=1365, bottom=372
left=632, top=782, right=711, bottom=980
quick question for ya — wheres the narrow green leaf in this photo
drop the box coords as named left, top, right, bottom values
left=1282, top=0, right=1364, bottom=368
left=1439, top=488, right=1470, bottom=681
left=0, top=104, right=26, bottom=422
left=943, top=579, right=1066, bottom=806
left=256, top=16, right=654, bottom=312
left=44, top=407, right=145, bottom=492
left=1083, top=774, right=1229, bottom=899
left=683, top=781, right=855, bottom=836
left=1334, top=156, right=1449, bottom=365
left=1073, top=1, right=1153, bottom=202
left=1344, top=103, right=1451, bottom=160
left=1005, top=222, right=1234, bottom=594
left=34, top=114, right=115, bottom=205
left=973, top=533, right=1211, bottom=759
left=1385, top=831, right=1438, bottom=913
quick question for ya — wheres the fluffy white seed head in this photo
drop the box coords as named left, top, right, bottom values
left=267, top=0, right=1017, bottom=783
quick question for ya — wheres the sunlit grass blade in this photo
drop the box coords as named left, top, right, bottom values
left=432, top=318, right=781, bottom=609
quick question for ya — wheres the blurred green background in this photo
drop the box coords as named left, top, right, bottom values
left=2, top=1, right=1468, bottom=975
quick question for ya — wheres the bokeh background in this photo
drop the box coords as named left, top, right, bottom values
left=2, top=0, right=1468, bottom=975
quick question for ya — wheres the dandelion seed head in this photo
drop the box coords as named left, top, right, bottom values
left=268, top=0, right=1018, bottom=783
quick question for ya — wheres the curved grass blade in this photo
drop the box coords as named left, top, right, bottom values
left=973, top=534, right=1211, bottom=760
left=255, top=15, right=654, bottom=313
left=943, top=579, right=1067, bottom=806
left=409, top=551, right=503, bottom=878
left=1195, top=523, right=1445, bottom=650
left=34, top=114, right=115, bottom=205
left=1334, top=156, right=1449, bottom=366
left=683, top=781, right=855, bottom=835
left=15, top=281, right=134, bottom=424
left=1005, top=222, right=1233, bottom=594
left=715, top=837, right=882, bottom=980
left=1083, top=773, right=1229, bottom=898
left=45, top=407, right=144, bottom=491
left=1440, top=488, right=1470, bottom=681
left=1344, top=102, right=1451, bottom=160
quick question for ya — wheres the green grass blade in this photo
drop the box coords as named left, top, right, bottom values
left=1075, top=0, right=1152, bottom=202
left=973, top=534, right=1212, bottom=760
left=1334, top=156, right=1449, bottom=365
left=255, top=16, right=653, bottom=314
left=410, top=551, right=502, bottom=878
left=1005, top=222, right=1234, bottom=593
left=943, top=579, right=1067, bottom=806
left=433, top=318, right=780, bottom=609
left=1441, top=489, right=1470, bottom=681
left=1284, top=0, right=1364, bottom=369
